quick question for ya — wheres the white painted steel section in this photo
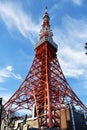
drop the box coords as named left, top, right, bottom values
left=34, top=37, right=58, bottom=49
left=32, top=104, right=36, bottom=119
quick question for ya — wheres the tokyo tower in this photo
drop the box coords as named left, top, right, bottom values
left=3, top=7, right=87, bottom=130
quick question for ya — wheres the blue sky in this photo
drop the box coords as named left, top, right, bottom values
left=0, top=0, right=87, bottom=107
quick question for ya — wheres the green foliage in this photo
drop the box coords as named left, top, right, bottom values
left=85, top=43, right=87, bottom=55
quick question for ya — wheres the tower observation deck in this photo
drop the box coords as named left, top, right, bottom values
left=2, top=7, right=87, bottom=130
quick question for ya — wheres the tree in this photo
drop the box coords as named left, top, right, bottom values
left=0, top=98, right=2, bottom=130
left=85, top=42, right=87, bottom=55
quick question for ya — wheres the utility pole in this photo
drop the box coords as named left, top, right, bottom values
left=85, top=42, right=87, bottom=55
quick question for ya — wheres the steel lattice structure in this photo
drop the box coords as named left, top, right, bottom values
left=3, top=8, right=87, bottom=130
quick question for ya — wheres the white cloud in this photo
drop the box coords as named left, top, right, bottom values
left=72, top=0, right=84, bottom=5
left=0, top=86, right=7, bottom=91
left=58, top=46, right=87, bottom=78
left=54, top=16, right=87, bottom=47
left=0, top=65, right=22, bottom=82
left=83, top=80, right=87, bottom=90
left=0, top=77, right=4, bottom=82
left=0, top=93, right=12, bottom=104
left=0, top=1, right=40, bottom=44
left=54, top=16, right=87, bottom=78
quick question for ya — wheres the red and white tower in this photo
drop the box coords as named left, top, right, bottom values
left=3, top=8, right=87, bottom=130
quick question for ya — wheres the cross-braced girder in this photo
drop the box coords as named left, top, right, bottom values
left=3, top=7, right=87, bottom=130
left=3, top=42, right=87, bottom=130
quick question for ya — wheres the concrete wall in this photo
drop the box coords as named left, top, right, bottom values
left=73, top=110, right=87, bottom=130
left=1, top=106, right=87, bottom=130
left=61, top=107, right=72, bottom=130
left=26, top=118, right=38, bottom=128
